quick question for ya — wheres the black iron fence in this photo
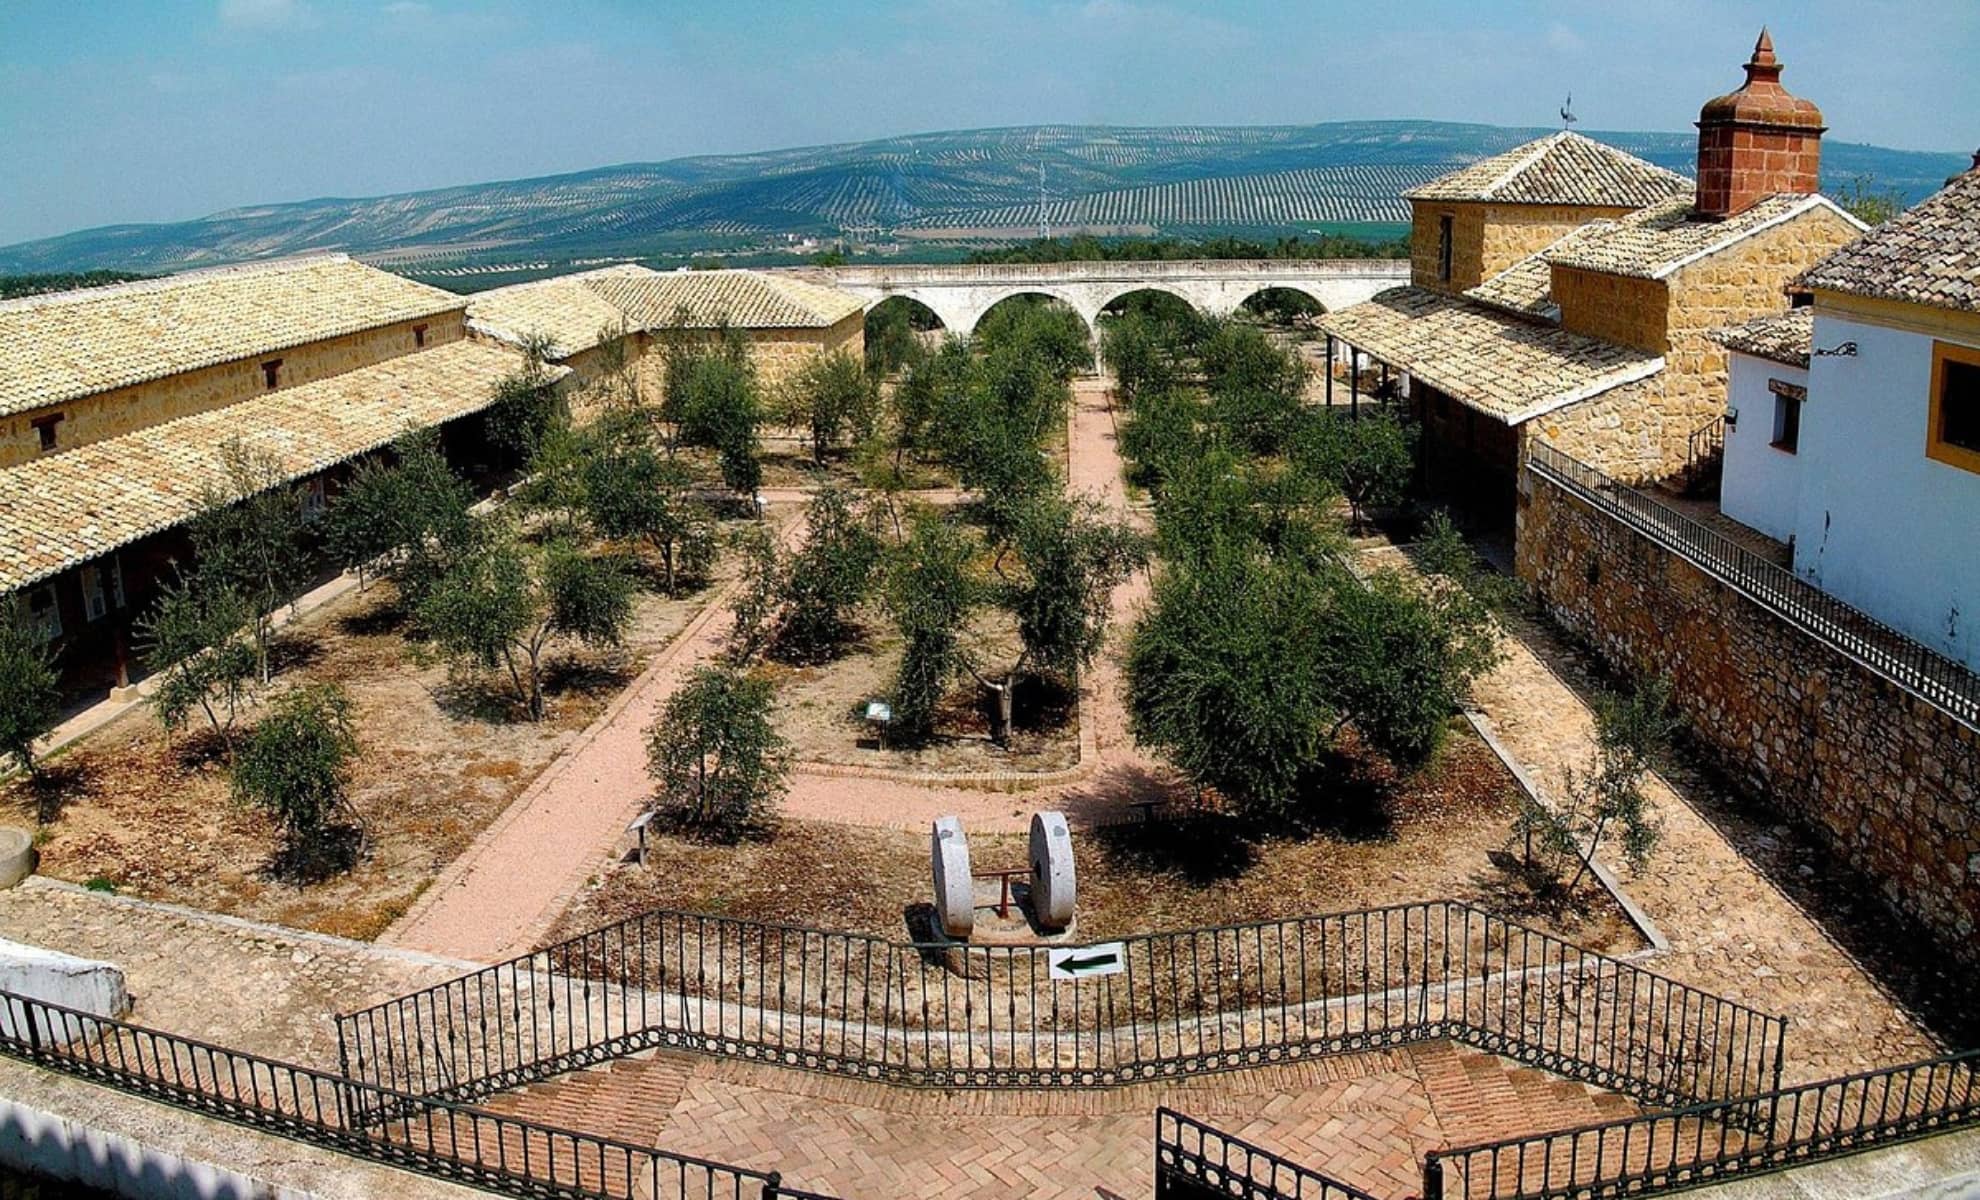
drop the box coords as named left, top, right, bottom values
left=1424, top=1047, right=1980, bottom=1200
left=1155, top=1107, right=1380, bottom=1200
left=1528, top=441, right=1980, bottom=729
left=337, top=900, right=1786, bottom=1117
left=0, top=988, right=833, bottom=1200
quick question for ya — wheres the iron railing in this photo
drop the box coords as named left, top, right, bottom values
left=1528, top=441, right=1980, bottom=729
left=337, top=901, right=1786, bottom=1116
left=0, top=988, right=833, bottom=1200
left=1155, top=1107, right=1381, bottom=1200
left=1424, top=1048, right=1980, bottom=1200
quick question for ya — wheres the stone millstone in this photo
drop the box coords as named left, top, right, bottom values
left=1028, top=811, right=1076, bottom=930
left=931, top=816, right=974, bottom=939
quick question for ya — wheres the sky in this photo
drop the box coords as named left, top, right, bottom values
left=1, top=0, right=1976, bottom=247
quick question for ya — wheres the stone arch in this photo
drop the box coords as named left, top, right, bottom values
left=864, top=293, right=948, bottom=332
left=1232, top=283, right=1330, bottom=317
left=1092, top=282, right=1207, bottom=321
left=962, top=288, right=1096, bottom=339
left=867, top=289, right=971, bottom=336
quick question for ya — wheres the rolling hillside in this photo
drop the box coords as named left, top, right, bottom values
left=0, top=121, right=1965, bottom=277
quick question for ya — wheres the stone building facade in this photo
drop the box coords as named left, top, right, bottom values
left=1409, top=200, right=1643, bottom=297
left=0, top=255, right=535, bottom=699
left=465, top=265, right=866, bottom=419
left=1517, top=468, right=1980, bottom=968
left=1321, top=32, right=1864, bottom=524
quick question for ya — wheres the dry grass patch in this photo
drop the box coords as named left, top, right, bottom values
left=547, top=726, right=1642, bottom=955
left=3, top=562, right=725, bottom=940
left=767, top=609, right=1078, bottom=775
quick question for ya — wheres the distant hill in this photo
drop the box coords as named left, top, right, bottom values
left=0, top=122, right=1965, bottom=277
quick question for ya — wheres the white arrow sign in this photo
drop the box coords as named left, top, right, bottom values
left=1048, top=942, right=1126, bottom=981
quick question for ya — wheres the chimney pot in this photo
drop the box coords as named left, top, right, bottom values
left=1695, top=29, right=1826, bottom=218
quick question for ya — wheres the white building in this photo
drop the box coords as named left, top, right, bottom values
left=1716, top=160, right=1980, bottom=670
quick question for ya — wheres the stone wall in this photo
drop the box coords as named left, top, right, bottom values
left=1555, top=266, right=1670, bottom=353
left=1516, top=467, right=1980, bottom=966
left=1658, top=208, right=1861, bottom=457
left=1409, top=201, right=1633, bottom=295
left=1524, top=376, right=1670, bottom=485
left=0, top=313, right=468, bottom=468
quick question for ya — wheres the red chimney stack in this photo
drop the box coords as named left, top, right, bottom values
left=1694, top=29, right=1826, bottom=219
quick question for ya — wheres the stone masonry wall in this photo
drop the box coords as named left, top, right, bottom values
left=1555, top=267, right=1670, bottom=353
left=1658, top=207, right=1862, bottom=461
left=0, top=313, right=468, bottom=468
left=1516, top=468, right=1980, bottom=966
left=1524, top=376, right=1671, bottom=485
left=1409, top=201, right=1632, bottom=295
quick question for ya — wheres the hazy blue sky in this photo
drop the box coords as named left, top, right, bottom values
left=2, top=0, right=1976, bottom=246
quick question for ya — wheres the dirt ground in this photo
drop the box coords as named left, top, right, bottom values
left=546, top=725, right=1643, bottom=955
left=2, top=558, right=727, bottom=941
left=767, top=610, right=1080, bottom=774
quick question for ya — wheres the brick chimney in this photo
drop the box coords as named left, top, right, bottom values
left=1695, top=29, right=1826, bottom=218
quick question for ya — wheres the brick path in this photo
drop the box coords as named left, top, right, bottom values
left=475, top=1041, right=1639, bottom=1200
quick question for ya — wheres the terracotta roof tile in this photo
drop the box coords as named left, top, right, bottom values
left=0, top=254, right=464, bottom=418
left=1403, top=131, right=1692, bottom=208
left=465, top=266, right=866, bottom=356
left=1544, top=193, right=1863, bottom=280
left=0, top=339, right=545, bottom=593
left=1318, top=286, right=1664, bottom=424
left=1709, top=308, right=1813, bottom=368
left=1796, top=169, right=1980, bottom=313
left=589, top=268, right=865, bottom=330
left=464, top=266, right=643, bottom=360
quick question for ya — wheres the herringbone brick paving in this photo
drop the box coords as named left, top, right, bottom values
left=477, top=1040, right=1648, bottom=1199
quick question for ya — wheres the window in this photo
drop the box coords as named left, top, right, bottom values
left=1770, top=386, right=1802, bottom=453
left=413, top=323, right=429, bottom=348
left=30, top=412, right=63, bottom=452
left=261, top=359, right=284, bottom=390
left=1437, top=215, right=1455, bottom=283
left=300, top=476, right=327, bottom=519
left=109, top=555, right=126, bottom=610
left=1929, top=340, right=1980, bottom=473
left=81, top=565, right=108, bottom=622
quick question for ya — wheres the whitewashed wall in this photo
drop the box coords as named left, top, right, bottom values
left=1790, top=312, right=1980, bottom=670
left=1720, top=351, right=1807, bottom=543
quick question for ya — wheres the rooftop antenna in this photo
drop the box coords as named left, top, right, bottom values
left=1560, top=94, right=1579, bottom=130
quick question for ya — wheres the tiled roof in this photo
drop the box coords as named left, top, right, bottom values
left=1796, top=168, right=1980, bottom=313
left=0, top=339, right=548, bottom=593
left=1545, top=193, right=1863, bottom=281
left=465, top=266, right=642, bottom=360
left=588, top=268, right=865, bottom=329
left=1709, top=308, right=1813, bottom=368
left=0, top=254, right=464, bottom=418
left=1466, top=252, right=1561, bottom=320
left=1318, top=287, right=1664, bottom=424
left=465, top=266, right=866, bottom=355
left=1403, top=131, right=1692, bottom=208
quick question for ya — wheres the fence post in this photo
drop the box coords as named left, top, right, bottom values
left=761, top=1170, right=782, bottom=1199
left=1422, top=1154, right=1445, bottom=1200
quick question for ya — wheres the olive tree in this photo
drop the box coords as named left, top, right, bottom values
left=137, top=573, right=259, bottom=748
left=783, top=350, right=877, bottom=466
left=232, top=682, right=362, bottom=879
left=881, top=513, right=978, bottom=742
left=420, top=536, right=636, bottom=720
left=483, top=333, right=562, bottom=465
left=189, top=441, right=312, bottom=683
left=0, top=602, right=58, bottom=784
left=775, top=486, right=881, bottom=660
left=646, top=665, right=790, bottom=840
left=1516, top=676, right=1678, bottom=896
left=1292, top=409, right=1416, bottom=533
left=325, top=430, right=480, bottom=605
left=579, top=415, right=718, bottom=595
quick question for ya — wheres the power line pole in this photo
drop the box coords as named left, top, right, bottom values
left=1038, top=158, right=1050, bottom=241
